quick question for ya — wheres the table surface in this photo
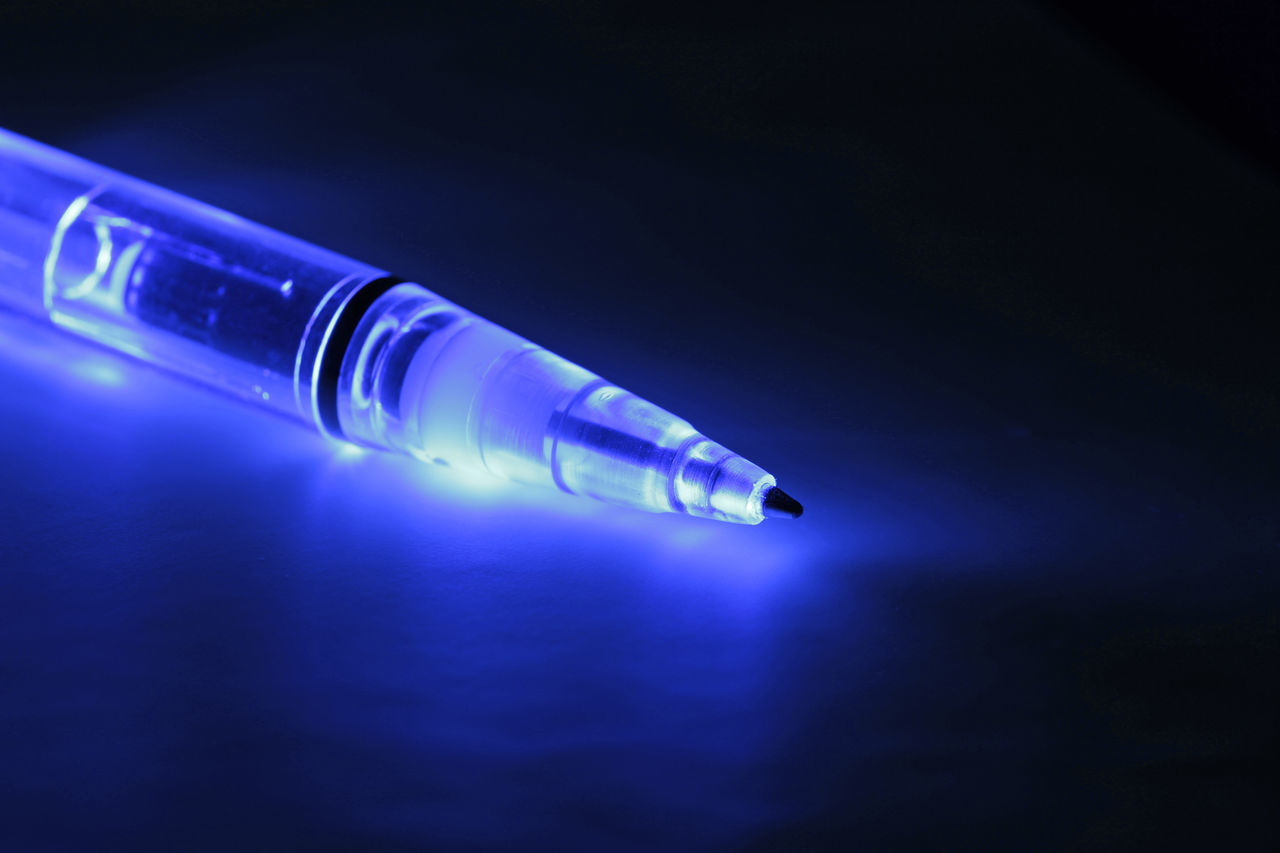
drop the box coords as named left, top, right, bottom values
left=1, top=2, right=1277, bottom=850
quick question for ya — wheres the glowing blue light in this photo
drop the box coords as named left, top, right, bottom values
left=0, top=126, right=786, bottom=524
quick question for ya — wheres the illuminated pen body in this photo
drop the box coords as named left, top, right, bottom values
left=0, top=128, right=800, bottom=524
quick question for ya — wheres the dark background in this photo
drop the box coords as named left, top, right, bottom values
left=1, top=1, right=1277, bottom=849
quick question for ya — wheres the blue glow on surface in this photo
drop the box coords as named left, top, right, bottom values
left=69, top=357, right=127, bottom=387
left=334, top=442, right=369, bottom=459
left=13, top=282, right=1182, bottom=853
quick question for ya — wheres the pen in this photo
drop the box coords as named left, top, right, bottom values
left=0, top=128, right=802, bottom=524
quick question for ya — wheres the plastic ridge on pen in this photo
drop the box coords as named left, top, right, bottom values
left=0, top=126, right=802, bottom=524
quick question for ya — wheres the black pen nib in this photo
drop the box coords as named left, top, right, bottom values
left=762, top=486, right=804, bottom=519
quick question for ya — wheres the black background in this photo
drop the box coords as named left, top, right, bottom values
left=1, top=1, right=1277, bottom=850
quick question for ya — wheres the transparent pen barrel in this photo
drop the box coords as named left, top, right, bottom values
left=0, top=128, right=382, bottom=425
left=1, top=128, right=777, bottom=523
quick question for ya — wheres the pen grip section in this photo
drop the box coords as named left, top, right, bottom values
left=335, top=283, right=771, bottom=520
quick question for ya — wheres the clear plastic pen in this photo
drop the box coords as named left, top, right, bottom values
left=0, top=127, right=802, bottom=524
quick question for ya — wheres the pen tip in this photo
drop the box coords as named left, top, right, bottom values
left=762, top=486, right=804, bottom=519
